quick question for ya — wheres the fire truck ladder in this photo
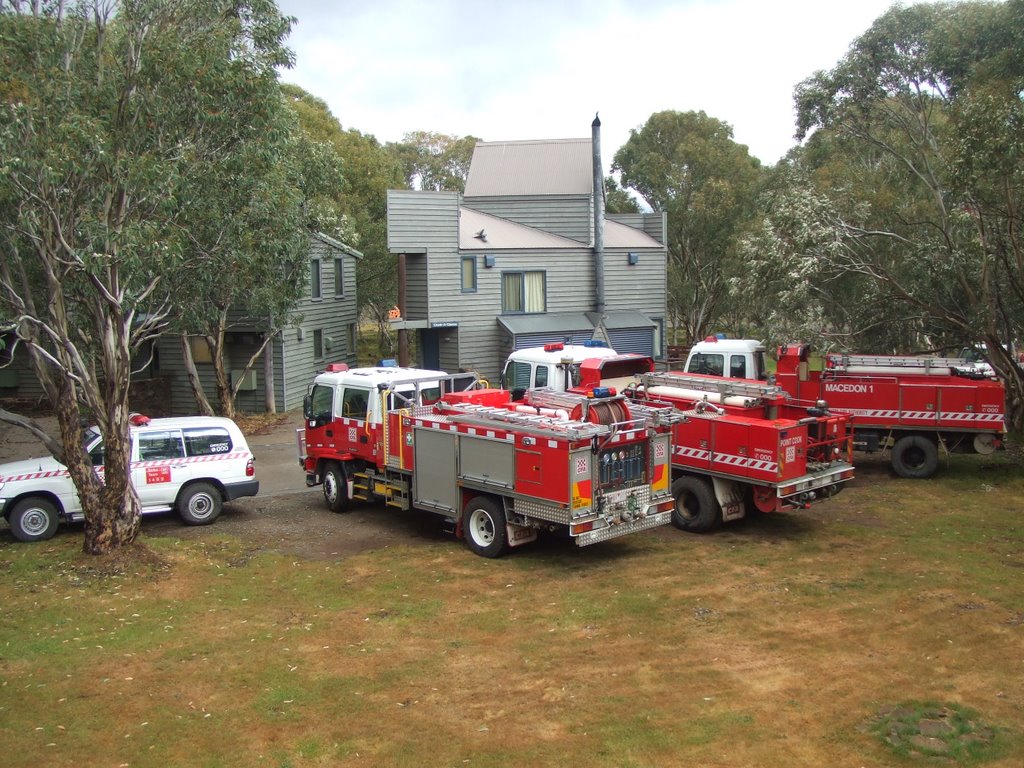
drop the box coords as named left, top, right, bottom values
left=635, top=371, right=786, bottom=403
left=825, top=353, right=969, bottom=373
left=444, top=402, right=612, bottom=440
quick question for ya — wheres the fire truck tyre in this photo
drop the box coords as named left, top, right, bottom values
left=891, top=435, right=939, bottom=479
left=462, top=497, right=509, bottom=558
left=323, top=462, right=353, bottom=513
left=178, top=482, right=223, bottom=525
left=671, top=476, right=720, bottom=533
left=9, top=497, right=60, bottom=542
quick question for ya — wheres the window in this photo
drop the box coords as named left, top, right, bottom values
left=341, top=387, right=370, bottom=420
left=461, top=256, right=477, bottom=292
left=309, top=383, right=334, bottom=422
left=729, top=355, right=747, bottom=378
left=334, top=257, right=344, bottom=296
left=313, top=329, right=324, bottom=360
left=504, top=360, right=531, bottom=390
left=311, top=258, right=322, bottom=300
left=183, top=427, right=233, bottom=456
left=138, top=431, right=186, bottom=461
left=501, top=271, right=545, bottom=313
left=534, top=364, right=548, bottom=387
left=689, top=353, right=724, bottom=376
left=348, top=322, right=357, bottom=355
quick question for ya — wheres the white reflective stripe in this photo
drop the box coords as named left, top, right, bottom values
left=672, top=445, right=777, bottom=472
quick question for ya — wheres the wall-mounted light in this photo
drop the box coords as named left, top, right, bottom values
left=483, top=254, right=495, bottom=268
left=627, top=252, right=639, bottom=265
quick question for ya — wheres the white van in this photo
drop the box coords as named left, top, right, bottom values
left=0, top=415, right=258, bottom=542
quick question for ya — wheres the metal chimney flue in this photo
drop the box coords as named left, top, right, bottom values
left=592, top=113, right=605, bottom=315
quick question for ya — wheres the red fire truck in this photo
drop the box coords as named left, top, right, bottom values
left=684, top=338, right=1007, bottom=478
left=297, top=364, right=679, bottom=557
left=558, top=351, right=856, bottom=533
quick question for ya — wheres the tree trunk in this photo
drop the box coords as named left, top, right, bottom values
left=181, top=332, right=215, bottom=416
left=263, top=331, right=276, bottom=414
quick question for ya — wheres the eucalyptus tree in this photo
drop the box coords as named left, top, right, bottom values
left=613, top=110, right=763, bottom=345
left=0, top=0, right=299, bottom=553
left=283, top=84, right=407, bottom=361
left=789, top=0, right=1024, bottom=427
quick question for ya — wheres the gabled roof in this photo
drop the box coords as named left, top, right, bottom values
left=313, top=231, right=364, bottom=259
left=605, top=220, right=664, bottom=249
left=464, top=138, right=593, bottom=197
left=459, top=208, right=584, bottom=250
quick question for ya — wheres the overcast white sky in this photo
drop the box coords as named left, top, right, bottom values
left=275, top=0, right=897, bottom=167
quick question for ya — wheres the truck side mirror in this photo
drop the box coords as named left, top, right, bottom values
left=303, top=394, right=313, bottom=421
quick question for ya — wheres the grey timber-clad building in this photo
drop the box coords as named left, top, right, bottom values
left=0, top=233, right=361, bottom=416
left=386, top=131, right=668, bottom=383
left=157, top=232, right=362, bottom=414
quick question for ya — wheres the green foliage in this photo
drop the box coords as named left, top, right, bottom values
left=745, top=0, right=1024, bottom=427
left=613, top=110, right=763, bottom=345
left=387, top=130, right=479, bottom=193
left=0, top=0, right=307, bottom=549
left=282, top=84, right=409, bottom=359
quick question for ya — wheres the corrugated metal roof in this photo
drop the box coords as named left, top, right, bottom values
left=464, top=138, right=593, bottom=197
left=459, top=207, right=583, bottom=250
left=604, top=220, right=663, bottom=249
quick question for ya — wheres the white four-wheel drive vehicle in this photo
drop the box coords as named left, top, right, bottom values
left=0, top=415, right=259, bottom=542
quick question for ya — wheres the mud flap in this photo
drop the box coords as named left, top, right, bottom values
left=711, top=478, right=746, bottom=522
left=507, top=523, right=538, bottom=548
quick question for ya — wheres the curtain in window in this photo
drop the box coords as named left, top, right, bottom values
left=524, top=272, right=544, bottom=312
left=503, top=273, right=523, bottom=312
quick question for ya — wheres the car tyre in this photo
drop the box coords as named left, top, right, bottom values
left=177, top=482, right=223, bottom=525
left=671, top=476, right=721, bottom=533
left=891, top=435, right=939, bottom=479
left=9, top=497, right=60, bottom=542
left=323, top=462, right=353, bottom=513
left=462, top=496, right=509, bottom=558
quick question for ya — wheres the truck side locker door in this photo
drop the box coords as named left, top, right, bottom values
left=711, top=419, right=752, bottom=480
left=936, top=384, right=973, bottom=429
left=899, top=383, right=939, bottom=427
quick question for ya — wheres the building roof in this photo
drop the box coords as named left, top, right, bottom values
left=464, top=138, right=593, bottom=197
left=604, top=220, right=664, bottom=249
left=313, top=231, right=364, bottom=259
left=498, top=310, right=656, bottom=337
left=459, top=208, right=584, bottom=250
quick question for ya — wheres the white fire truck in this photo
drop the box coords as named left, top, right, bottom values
left=502, top=345, right=855, bottom=533
left=683, top=338, right=1007, bottom=478
left=297, top=364, right=679, bottom=557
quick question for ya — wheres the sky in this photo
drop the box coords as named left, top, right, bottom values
left=274, top=0, right=898, bottom=168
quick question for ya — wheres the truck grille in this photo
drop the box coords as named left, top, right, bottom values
left=598, top=442, right=646, bottom=489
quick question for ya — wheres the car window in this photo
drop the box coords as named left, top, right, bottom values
left=534, top=365, right=548, bottom=387
left=342, top=387, right=370, bottom=420
left=88, top=437, right=106, bottom=468
left=309, top=384, right=334, bottom=422
left=137, top=430, right=186, bottom=461
left=183, top=427, right=233, bottom=457
left=690, top=353, right=725, bottom=376
left=505, top=360, right=531, bottom=390
left=729, top=355, right=747, bottom=378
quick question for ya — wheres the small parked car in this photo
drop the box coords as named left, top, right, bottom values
left=0, top=414, right=259, bottom=542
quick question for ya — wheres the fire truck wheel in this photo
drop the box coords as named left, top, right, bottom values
left=891, top=435, right=939, bottom=479
left=323, top=462, right=353, bottom=513
left=670, top=476, right=720, bottom=533
left=462, top=497, right=509, bottom=558
left=178, top=482, right=223, bottom=525
left=9, top=497, right=60, bottom=542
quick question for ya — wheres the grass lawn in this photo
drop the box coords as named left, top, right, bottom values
left=1, top=453, right=1023, bottom=767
